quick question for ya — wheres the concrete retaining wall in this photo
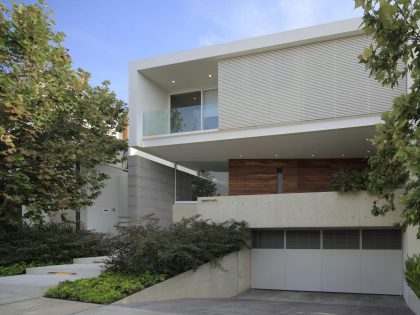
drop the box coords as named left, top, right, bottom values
left=172, top=203, right=198, bottom=222
left=114, top=249, right=251, bottom=305
left=193, top=191, right=403, bottom=228
left=403, top=226, right=420, bottom=314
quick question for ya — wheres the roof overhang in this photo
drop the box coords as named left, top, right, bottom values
left=131, top=18, right=364, bottom=93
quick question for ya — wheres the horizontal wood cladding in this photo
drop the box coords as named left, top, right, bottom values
left=229, top=159, right=367, bottom=196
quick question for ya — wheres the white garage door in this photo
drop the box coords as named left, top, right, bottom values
left=251, top=229, right=403, bottom=295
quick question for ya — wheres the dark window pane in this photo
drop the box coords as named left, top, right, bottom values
left=362, top=229, right=401, bottom=250
left=170, top=91, right=202, bottom=133
left=323, top=229, right=359, bottom=249
left=286, top=230, right=320, bottom=249
left=252, top=230, right=284, bottom=249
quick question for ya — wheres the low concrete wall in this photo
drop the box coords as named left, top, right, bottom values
left=172, top=203, right=198, bottom=222
left=195, top=191, right=403, bottom=228
left=403, top=226, right=420, bottom=314
left=114, top=249, right=250, bottom=305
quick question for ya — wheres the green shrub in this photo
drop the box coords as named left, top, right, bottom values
left=331, top=168, right=369, bottom=192
left=0, top=261, right=62, bottom=277
left=44, top=271, right=165, bottom=304
left=0, top=222, right=111, bottom=266
left=405, top=254, right=420, bottom=298
left=106, top=216, right=249, bottom=277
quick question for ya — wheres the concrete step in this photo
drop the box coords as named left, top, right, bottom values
left=0, top=274, right=86, bottom=297
left=26, top=263, right=104, bottom=277
left=73, top=256, right=109, bottom=264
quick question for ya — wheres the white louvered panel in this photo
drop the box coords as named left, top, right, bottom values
left=301, top=40, right=337, bottom=121
left=269, top=48, right=303, bottom=124
left=218, top=35, right=407, bottom=130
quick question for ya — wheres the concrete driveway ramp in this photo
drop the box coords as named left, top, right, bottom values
left=0, top=274, right=86, bottom=297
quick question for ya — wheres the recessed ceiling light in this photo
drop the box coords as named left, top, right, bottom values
left=274, top=154, right=278, bottom=157
left=239, top=154, right=243, bottom=157
left=311, top=154, right=315, bottom=157
left=208, top=74, right=212, bottom=78
left=341, top=154, right=345, bottom=157
left=171, top=80, right=176, bottom=84
left=365, top=138, right=369, bottom=141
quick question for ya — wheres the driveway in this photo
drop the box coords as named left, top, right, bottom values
left=0, top=290, right=414, bottom=314
left=123, top=290, right=414, bottom=315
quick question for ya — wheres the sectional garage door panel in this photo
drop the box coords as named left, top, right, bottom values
left=285, top=250, right=322, bottom=291
left=322, top=250, right=361, bottom=293
left=250, top=229, right=403, bottom=295
left=251, top=249, right=287, bottom=290
left=360, top=250, right=403, bottom=295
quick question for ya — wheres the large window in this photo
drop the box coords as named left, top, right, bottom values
left=170, top=91, right=202, bottom=133
left=175, top=162, right=228, bottom=202
left=170, top=90, right=218, bottom=134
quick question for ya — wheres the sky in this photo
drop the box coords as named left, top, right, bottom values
left=30, top=0, right=363, bottom=103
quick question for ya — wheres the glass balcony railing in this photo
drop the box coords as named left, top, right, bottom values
left=143, top=104, right=218, bottom=137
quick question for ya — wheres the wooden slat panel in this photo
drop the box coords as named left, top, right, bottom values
left=229, top=158, right=368, bottom=195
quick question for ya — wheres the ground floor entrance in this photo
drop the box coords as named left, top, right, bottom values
left=251, top=228, right=403, bottom=295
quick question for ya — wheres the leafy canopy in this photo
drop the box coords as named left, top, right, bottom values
left=356, top=0, right=420, bottom=235
left=0, top=1, right=127, bottom=224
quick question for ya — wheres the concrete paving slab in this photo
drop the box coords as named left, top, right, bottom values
left=236, top=289, right=408, bottom=307
left=0, top=297, right=100, bottom=315
left=0, top=274, right=86, bottom=297
left=0, top=292, right=33, bottom=305
left=75, top=305, right=179, bottom=315
left=123, top=297, right=415, bottom=315
left=26, top=263, right=104, bottom=277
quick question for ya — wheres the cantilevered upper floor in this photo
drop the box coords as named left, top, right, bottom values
left=129, top=18, right=406, bottom=162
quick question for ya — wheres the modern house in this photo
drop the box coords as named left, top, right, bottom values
left=128, top=17, right=420, bottom=304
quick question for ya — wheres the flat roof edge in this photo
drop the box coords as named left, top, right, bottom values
left=131, top=17, right=363, bottom=70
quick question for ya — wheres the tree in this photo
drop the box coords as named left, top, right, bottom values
left=0, top=1, right=127, bottom=225
left=356, top=0, right=420, bottom=235
left=192, top=172, right=218, bottom=201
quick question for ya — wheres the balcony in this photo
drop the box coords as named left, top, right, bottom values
left=143, top=103, right=218, bottom=137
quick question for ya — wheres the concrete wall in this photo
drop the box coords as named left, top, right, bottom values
left=403, top=226, right=420, bottom=314
left=128, top=155, right=174, bottom=227
left=173, top=191, right=403, bottom=228
left=114, top=249, right=250, bottom=305
left=80, top=164, right=128, bottom=234
left=173, top=203, right=198, bottom=222
left=129, top=68, right=168, bottom=147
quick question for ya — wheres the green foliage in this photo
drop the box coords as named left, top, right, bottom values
left=107, top=216, right=249, bottom=277
left=405, top=254, right=420, bottom=298
left=170, top=108, right=183, bottom=133
left=331, top=168, right=369, bottom=192
left=192, top=172, right=219, bottom=200
left=44, top=271, right=165, bottom=304
left=0, top=1, right=127, bottom=225
left=356, top=0, right=420, bottom=234
left=0, top=222, right=110, bottom=266
left=0, top=261, right=62, bottom=277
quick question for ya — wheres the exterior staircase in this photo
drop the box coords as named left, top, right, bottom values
left=0, top=256, right=107, bottom=297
